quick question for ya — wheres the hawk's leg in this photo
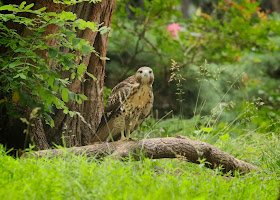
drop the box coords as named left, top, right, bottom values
left=126, top=121, right=133, bottom=140
left=120, top=131, right=126, bottom=141
left=126, top=129, right=131, bottom=139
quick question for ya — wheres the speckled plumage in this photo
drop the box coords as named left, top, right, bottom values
left=91, top=67, right=154, bottom=142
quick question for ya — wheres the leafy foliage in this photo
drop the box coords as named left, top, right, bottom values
left=0, top=1, right=108, bottom=126
left=106, top=0, right=280, bottom=133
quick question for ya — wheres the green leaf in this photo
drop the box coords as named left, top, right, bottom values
left=62, top=88, right=69, bottom=102
left=75, top=19, right=88, bottom=30
left=76, top=96, right=82, bottom=104
left=99, top=26, right=110, bottom=35
left=202, top=127, right=213, bottom=133
left=79, top=94, right=88, bottom=100
left=53, top=81, right=59, bottom=92
left=60, top=11, right=76, bottom=21
left=86, top=21, right=97, bottom=30
left=71, top=73, right=76, bottom=79
left=19, top=74, right=27, bottom=79
left=47, top=104, right=55, bottom=114
left=220, top=133, right=230, bottom=142
left=13, top=73, right=26, bottom=79
left=25, top=3, right=34, bottom=10
left=77, top=63, right=86, bottom=74
left=68, top=92, right=75, bottom=100
left=19, top=1, right=27, bottom=9
left=100, top=57, right=110, bottom=60
left=48, top=76, right=54, bottom=87
left=0, top=5, right=14, bottom=11
left=46, top=94, right=55, bottom=105
left=37, top=7, right=47, bottom=12
left=72, top=38, right=81, bottom=46
left=49, top=48, right=58, bottom=58
left=5, top=14, right=16, bottom=20
left=63, top=109, right=69, bottom=114
left=64, top=59, right=73, bottom=68
left=65, top=30, right=75, bottom=38
left=86, top=72, right=97, bottom=80
left=9, top=60, right=24, bottom=68
left=69, top=111, right=76, bottom=117
left=82, top=44, right=91, bottom=55
left=14, top=48, right=28, bottom=53
left=44, top=114, right=54, bottom=127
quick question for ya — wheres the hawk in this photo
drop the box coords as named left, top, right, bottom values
left=92, top=67, right=154, bottom=142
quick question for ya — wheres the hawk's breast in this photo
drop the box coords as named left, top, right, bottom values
left=128, top=85, right=151, bottom=107
left=121, top=85, right=152, bottom=121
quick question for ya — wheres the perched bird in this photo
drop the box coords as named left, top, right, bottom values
left=92, top=67, right=154, bottom=142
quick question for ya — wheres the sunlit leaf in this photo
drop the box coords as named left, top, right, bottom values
left=62, top=88, right=69, bottom=102
left=19, top=1, right=26, bottom=9
left=220, top=133, right=230, bottom=142
left=25, top=3, right=34, bottom=10
left=86, top=72, right=97, bottom=80
left=202, top=127, right=213, bottom=133
left=75, top=95, right=82, bottom=104
left=0, top=5, right=14, bottom=11
left=79, top=94, right=88, bottom=100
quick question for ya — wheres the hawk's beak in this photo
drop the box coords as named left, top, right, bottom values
left=143, top=72, right=149, bottom=77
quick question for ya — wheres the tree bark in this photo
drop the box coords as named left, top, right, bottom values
left=181, top=0, right=190, bottom=18
left=41, top=0, right=116, bottom=148
left=271, top=0, right=280, bottom=13
left=0, top=0, right=116, bottom=150
left=27, top=135, right=258, bottom=175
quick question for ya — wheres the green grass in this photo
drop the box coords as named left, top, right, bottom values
left=0, top=126, right=279, bottom=200
left=0, top=153, right=278, bottom=200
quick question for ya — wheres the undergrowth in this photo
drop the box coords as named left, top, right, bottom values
left=1, top=125, right=279, bottom=200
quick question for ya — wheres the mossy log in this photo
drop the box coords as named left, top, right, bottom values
left=26, top=135, right=258, bottom=174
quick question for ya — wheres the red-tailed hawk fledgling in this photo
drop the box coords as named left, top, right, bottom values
left=92, top=67, right=154, bottom=142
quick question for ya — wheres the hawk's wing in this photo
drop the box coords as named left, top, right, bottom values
left=97, top=85, right=131, bottom=131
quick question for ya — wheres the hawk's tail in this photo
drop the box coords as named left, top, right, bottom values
left=91, top=115, right=112, bottom=143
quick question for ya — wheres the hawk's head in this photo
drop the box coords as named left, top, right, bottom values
left=136, top=67, right=154, bottom=85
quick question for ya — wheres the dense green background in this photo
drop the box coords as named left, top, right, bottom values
left=105, top=0, right=280, bottom=136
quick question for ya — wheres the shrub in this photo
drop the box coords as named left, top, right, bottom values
left=0, top=1, right=108, bottom=125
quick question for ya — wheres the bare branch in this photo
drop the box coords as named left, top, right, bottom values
left=26, top=135, right=258, bottom=175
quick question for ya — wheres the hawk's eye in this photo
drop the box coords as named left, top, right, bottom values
left=139, top=70, right=143, bottom=73
left=149, top=71, right=152, bottom=74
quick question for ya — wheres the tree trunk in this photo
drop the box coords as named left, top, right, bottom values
left=260, top=0, right=280, bottom=13
left=0, top=0, right=116, bottom=151
left=271, top=0, right=280, bottom=13
left=181, top=0, right=190, bottom=18
left=40, top=0, right=116, bottom=149
left=27, top=135, right=258, bottom=175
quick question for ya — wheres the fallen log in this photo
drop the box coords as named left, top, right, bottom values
left=26, top=135, right=258, bottom=174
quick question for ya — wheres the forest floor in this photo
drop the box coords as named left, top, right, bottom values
left=1, top=121, right=279, bottom=200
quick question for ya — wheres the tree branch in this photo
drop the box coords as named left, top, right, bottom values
left=26, top=135, right=258, bottom=175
